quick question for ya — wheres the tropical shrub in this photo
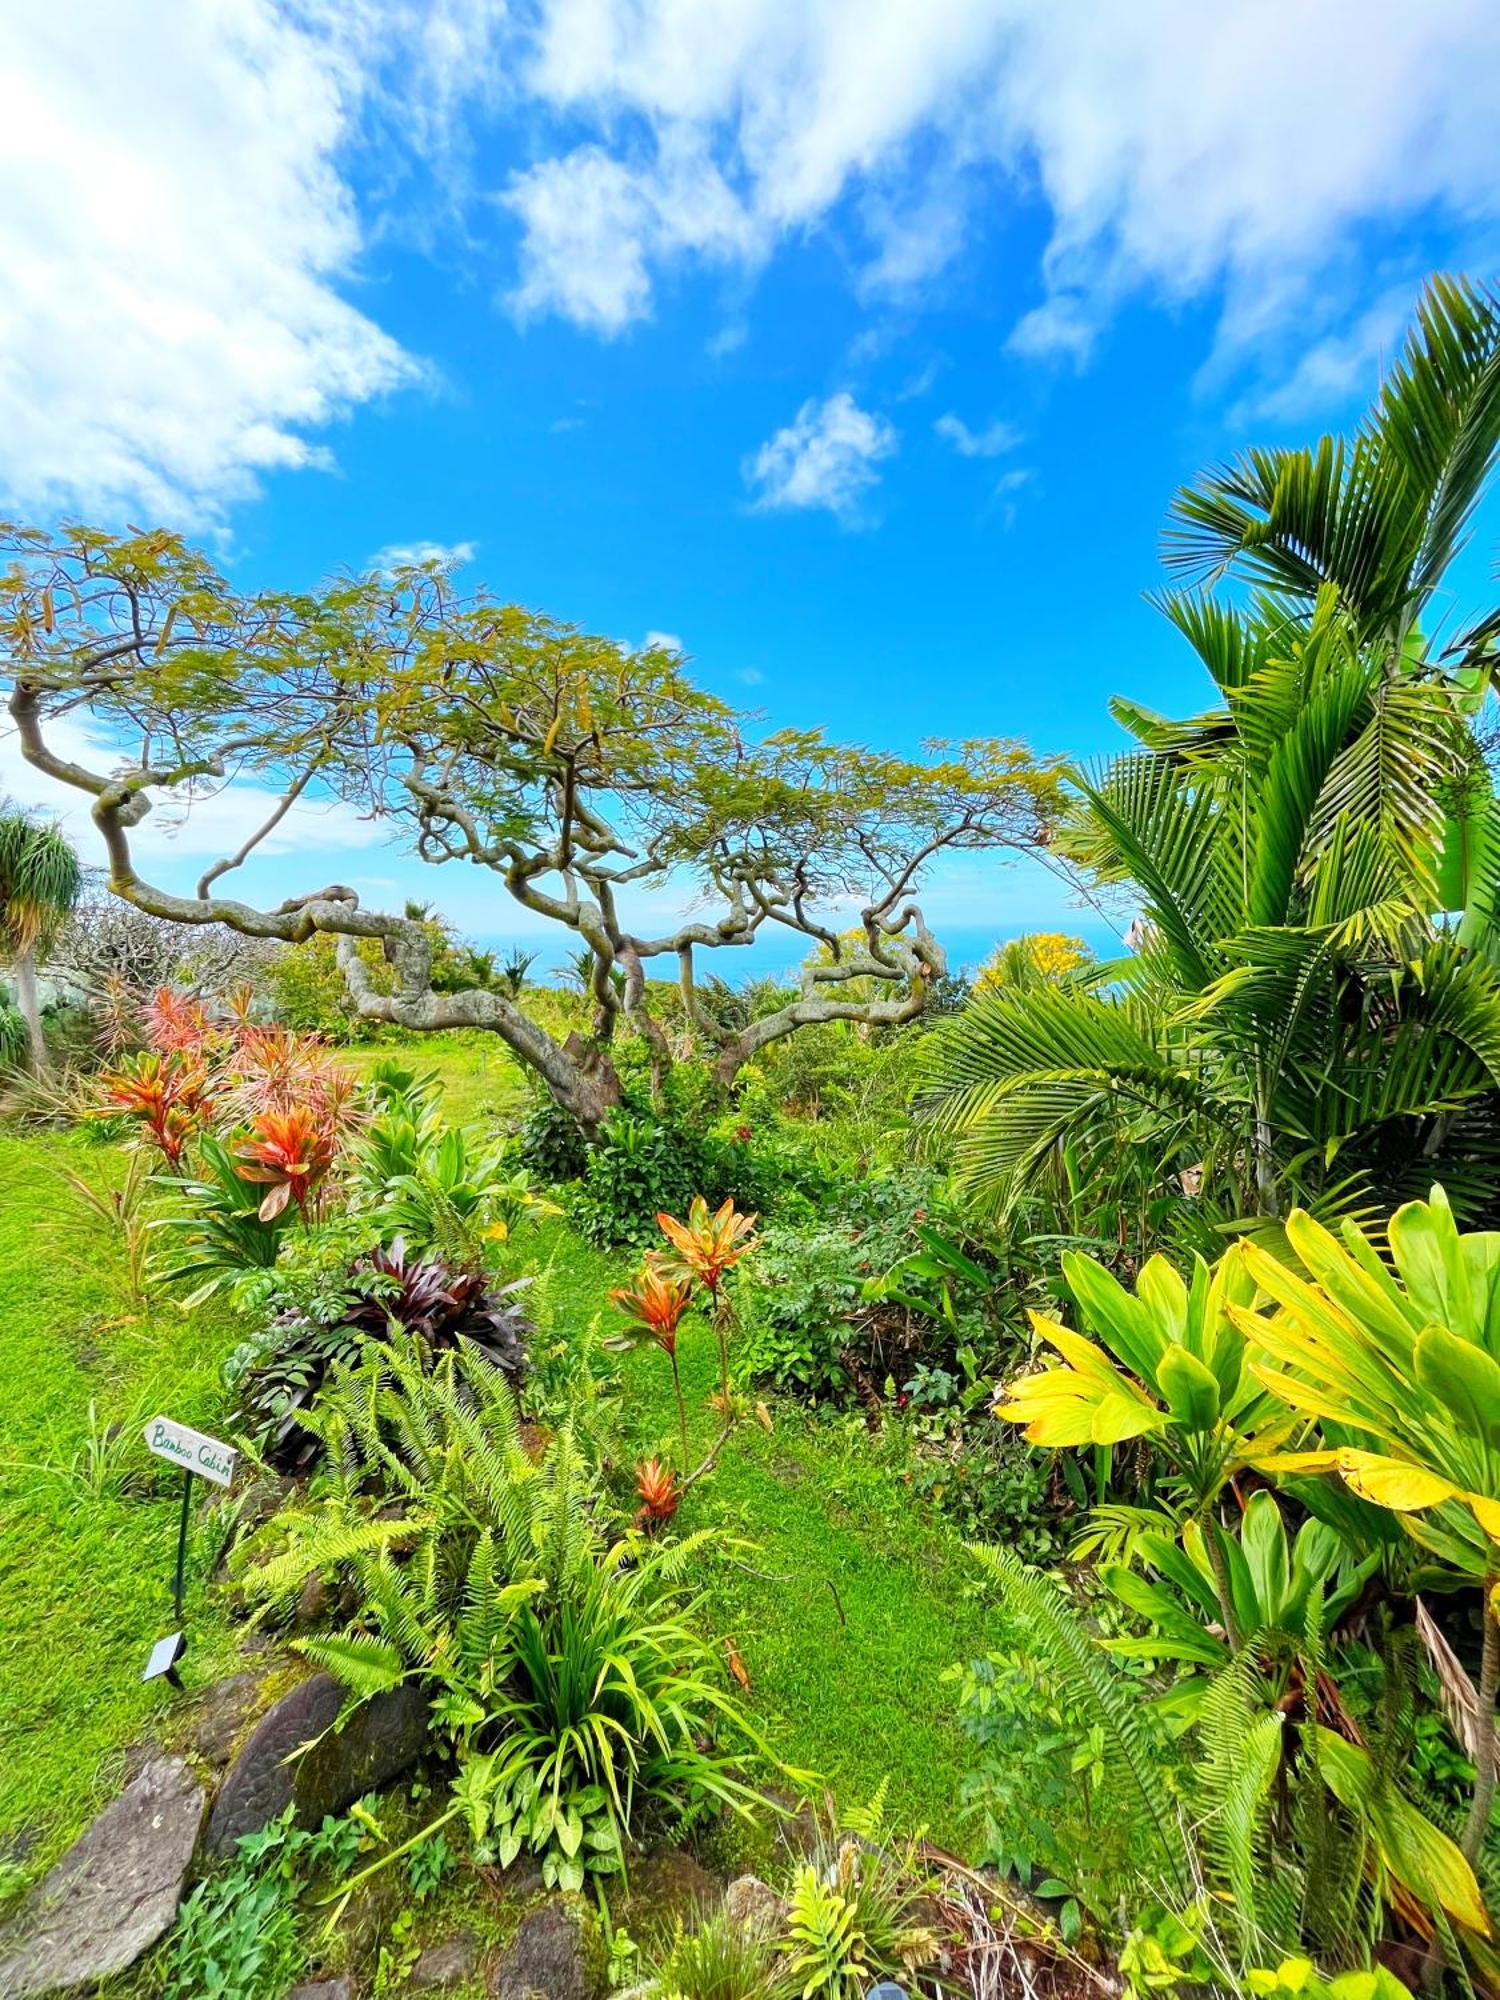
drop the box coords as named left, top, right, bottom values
left=1238, top=1186, right=1500, bottom=1862
left=233, top=1238, right=531, bottom=1468
left=966, top=1544, right=1491, bottom=1979
left=350, top=1069, right=557, bottom=1264
left=735, top=1171, right=1010, bottom=1402
left=562, top=1099, right=825, bottom=1249
left=150, top=1133, right=294, bottom=1302
left=568, top=1108, right=711, bottom=1248
left=0, top=995, right=29, bottom=1070
left=783, top=1790, right=942, bottom=2000
left=248, top=1341, right=775, bottom=1892
left=514, top=1088, right=591, bottom=1183
left=650, top=1903, right=786, bottom=2000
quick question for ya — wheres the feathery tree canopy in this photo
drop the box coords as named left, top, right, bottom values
left=0, top=533, right=1055, bottom=1127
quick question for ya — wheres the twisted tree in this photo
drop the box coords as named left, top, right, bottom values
left=0, top=528, right=1055, bottom=1130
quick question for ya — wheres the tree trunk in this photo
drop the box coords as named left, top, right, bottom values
left=12, top=949, right=47, bottom=1071
left=558, top=1035, right=623, bottom=1138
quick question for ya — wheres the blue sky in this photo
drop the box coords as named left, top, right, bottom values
left=5, top=2, right=1500, bottom=979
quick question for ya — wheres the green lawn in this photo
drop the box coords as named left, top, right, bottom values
left=341, top=1029, right=531, bottom=1127
left=519, top=1224, right=994, bottom=1846
left=0, top=1127, right=246, bottom=1876
left=0, top=1035, right=999, bottom=1881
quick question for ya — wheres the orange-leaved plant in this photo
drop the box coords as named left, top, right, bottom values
left=607, top=1258, right=695, bottom=1471
left=233, top=1106, right=337, bottom=1221
left=634, top=1456, right=682, bottom=1528
left=656, top=1196, right=758, bottom=1412
left=94, top=1049, right=214, bottom=1169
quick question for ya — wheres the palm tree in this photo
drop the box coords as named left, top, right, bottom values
left=924, top=280, right=1500, bottom=1239
left=0, top=808, right=81, bottom=1070
left=1164, top=275, right=1500, bottom=669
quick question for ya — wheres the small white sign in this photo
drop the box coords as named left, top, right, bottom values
left=143, top=1416, right=237, bottom=1488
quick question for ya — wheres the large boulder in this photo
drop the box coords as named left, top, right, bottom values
left=204, top=1671, right=427, bottom=1860
left=489, top=1900, right=593, bottom=2000
left=0, top=1755, right=205, bottom=1996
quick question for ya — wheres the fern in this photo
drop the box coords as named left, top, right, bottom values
left=967, top=1542, right=1188, bottom=1892
left=1196, top=1652, right=1295, bottom=1961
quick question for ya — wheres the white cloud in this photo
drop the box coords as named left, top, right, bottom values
left=502, top=0, right=1500, bottom=375
left=0, top=714, right=386, bottom=872
left=935, top=412, right=1021, bottom=458
left=504, top=134, right=763, bottom=335
left=644, top=629, right=684, bottom=653
left=0, top=1, right=426, bottom=524
left=11, top=0, right=1499, bottom=535
left=1223, top=285, right=1417, bottom=426
left=990, top=465, right=1032, bottom=527
left=744, top=392, right=897, bottom=521
left=369, top=538, right=478, bottom=572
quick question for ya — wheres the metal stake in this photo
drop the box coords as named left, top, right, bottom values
left=171, top=1465, right=192, bottom=1621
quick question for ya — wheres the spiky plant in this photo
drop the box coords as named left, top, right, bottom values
left=0, top=808, right=80, bottom=1071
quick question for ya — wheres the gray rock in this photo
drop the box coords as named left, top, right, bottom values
left=411, top=1930, right=480, bottom=1988
left=0, top=1755, right=205, bottom=1996
left=624, top=1849, right=723, bottom=1923
left=489, top=1901, right=590, bottom=2000
left=722, top=1873, right=784, bottom=1935
left=184, top=1669, right=268, bottom=1768
left=288, top=1981, right=356, bottom=2000
left=204, top=1671, right=427, bottom=1859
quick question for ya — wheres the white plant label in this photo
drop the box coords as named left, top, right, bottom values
left=143, top=1416, right=237, bottom=1487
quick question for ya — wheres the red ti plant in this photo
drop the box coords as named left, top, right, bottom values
left=656, top=1196, right=759, bottom=1413
left=607, top=1258, right=695, bottom=1472
left=233, top=1106, right=337, bottom=1220
left=94, top=1049, right=214, bottom=1169
left=143, top=986, right=222, bottom=1057
left=634, top=1456, right=682, bottom=1530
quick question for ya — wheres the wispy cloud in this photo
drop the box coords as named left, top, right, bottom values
left=743, top=393, right=897, bottom=523
left=502, top=0, right=1500, bottom=383
left=935, top=413, right=1021, bottom=458
left=369, top=539, right=478, bottom=572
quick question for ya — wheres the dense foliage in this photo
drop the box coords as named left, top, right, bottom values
left=5, top=271, right=1500, bottom=2000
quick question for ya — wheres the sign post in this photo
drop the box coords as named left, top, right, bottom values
left=141, top=1417, right=238, bottom=1687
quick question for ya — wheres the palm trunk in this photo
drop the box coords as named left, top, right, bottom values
left=1461, top=1577, right=1499, bottom=1865
left=1253, top=1066, right=1279, bottom=1219
left=12, top=949, right=47, bottom=1071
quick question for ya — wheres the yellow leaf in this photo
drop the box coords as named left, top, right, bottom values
left=542, top=714, right=563, bottom=755
left=1335, top=1451, right=1460, bottom=1514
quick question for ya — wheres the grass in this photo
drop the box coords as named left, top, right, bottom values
left=523, top=1223, right=995, bottom=1847
left=341, top=1028, right=530, bottom=1127
left=0, top=1030, right=1003, bottom=1881
left=0, top=1127, right=245, bottom=1875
